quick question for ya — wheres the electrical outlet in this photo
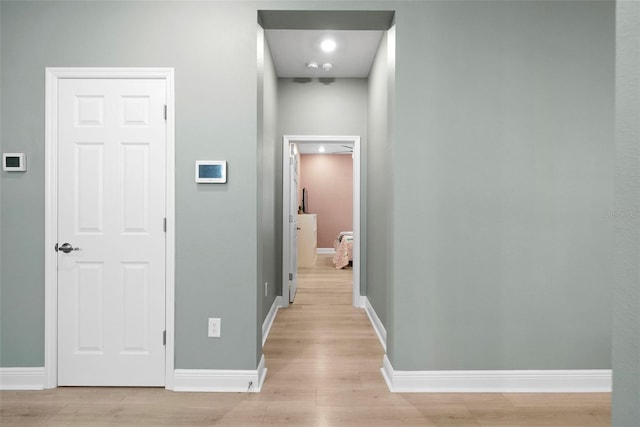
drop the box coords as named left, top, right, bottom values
left=208, top=318, right=221, bottom=338
left=264, top=282, right=268, bottom=297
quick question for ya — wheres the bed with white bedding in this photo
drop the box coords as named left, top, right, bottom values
left=332, top=231, right=353, bottom=269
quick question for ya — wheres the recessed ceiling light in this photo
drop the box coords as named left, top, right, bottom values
left=322, top=63, right=333, bottom=71
left=318, top=146, right=325, bottom=153
left=320, top=39, right=336, bottom=53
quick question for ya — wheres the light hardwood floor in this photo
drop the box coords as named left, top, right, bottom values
left=0, top=254, right=610, bottom=426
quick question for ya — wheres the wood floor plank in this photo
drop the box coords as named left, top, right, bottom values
left=0, top=254, right=611, bottom=425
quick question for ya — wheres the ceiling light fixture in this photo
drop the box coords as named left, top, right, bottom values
left=320, top=39, right=336, bottom=53
left=318, top=146, right=325, bottom=153
left=322, top=63, right=333, bottom=71
left=306, top=62, right=319, bottom=70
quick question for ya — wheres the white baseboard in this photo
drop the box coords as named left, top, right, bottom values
left=381, top=355, right=611, bottom=393
left=364, top=298, right=386, bottom=351
left=174, top=355, right=267, bottom=393
left=0, top=367, right=45, bottom=390
left=262, top=296, right=282, bottom=347
left=317, top=248, right=336, bottom=254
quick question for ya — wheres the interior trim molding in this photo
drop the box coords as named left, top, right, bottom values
left=364, top=297, right=386, bottom=351
left=0, top=368, right=45, bottom=390
left=173, top=355, right=267, bottom=393
left=381, top=355, right=612, bottom=393
left=278, top=295, right=289, bottom=308
left=317, top=248, right=336, bottom=254
left=262, top=296, right=282, bottom=347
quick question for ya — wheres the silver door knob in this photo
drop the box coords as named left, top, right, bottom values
left=56, top=243, right=79, bottom=253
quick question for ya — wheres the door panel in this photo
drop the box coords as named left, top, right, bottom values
left=121, top=262, right=150, bottom=352
left=57, top=78, right=166, bottom=386
left=76, top=143, right=104, bottom=233
left=121, top=144, right=150, bottom=232
left=76, top=262, right=105, bottom=353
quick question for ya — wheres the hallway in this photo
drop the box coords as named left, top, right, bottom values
left=263, top=254, right=385, bottom=400
left=260, top=254, right=611, bottom=426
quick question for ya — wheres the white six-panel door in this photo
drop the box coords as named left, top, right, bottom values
left=57, top=78, right=167, bottom=386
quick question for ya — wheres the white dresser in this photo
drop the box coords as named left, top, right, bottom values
left=297, top=214, right=317, bottom=267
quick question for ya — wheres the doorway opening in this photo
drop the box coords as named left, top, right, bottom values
left=281, top=135, right=362, bottom=308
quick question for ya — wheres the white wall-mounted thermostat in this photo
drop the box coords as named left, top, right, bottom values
left=195, top=160, right=227, bottom=183
left=2, top=153, right=26, bottom=172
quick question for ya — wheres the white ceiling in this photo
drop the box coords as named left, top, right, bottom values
left=265, top=29, right=384, bottom=78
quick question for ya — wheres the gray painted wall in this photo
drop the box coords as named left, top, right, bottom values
left=0, top=0, right=263, bottom=369
left=257, top=26, right=279, bottom=345
left=366, top=30, right=394, bottom=327
left=0, top=3, right=3, bottom=349
left=613, top=1, right=640, bottom=424
left=276, top=77, right=368, bottom=296
left=277, top=78, right=368, bottom=138
left=390, top=0, right=614, bottom=370
left=0, top=0, right=619, bottom=387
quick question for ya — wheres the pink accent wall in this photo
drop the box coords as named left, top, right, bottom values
left=299, top=154, right=353, bottom=248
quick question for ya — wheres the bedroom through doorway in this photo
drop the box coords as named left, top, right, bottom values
left=282, top=135, right=362, bottom=308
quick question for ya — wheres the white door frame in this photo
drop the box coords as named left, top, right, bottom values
left=44, top=68, right=176, bottom=389
left=281, top=135, right=363, bottom=308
